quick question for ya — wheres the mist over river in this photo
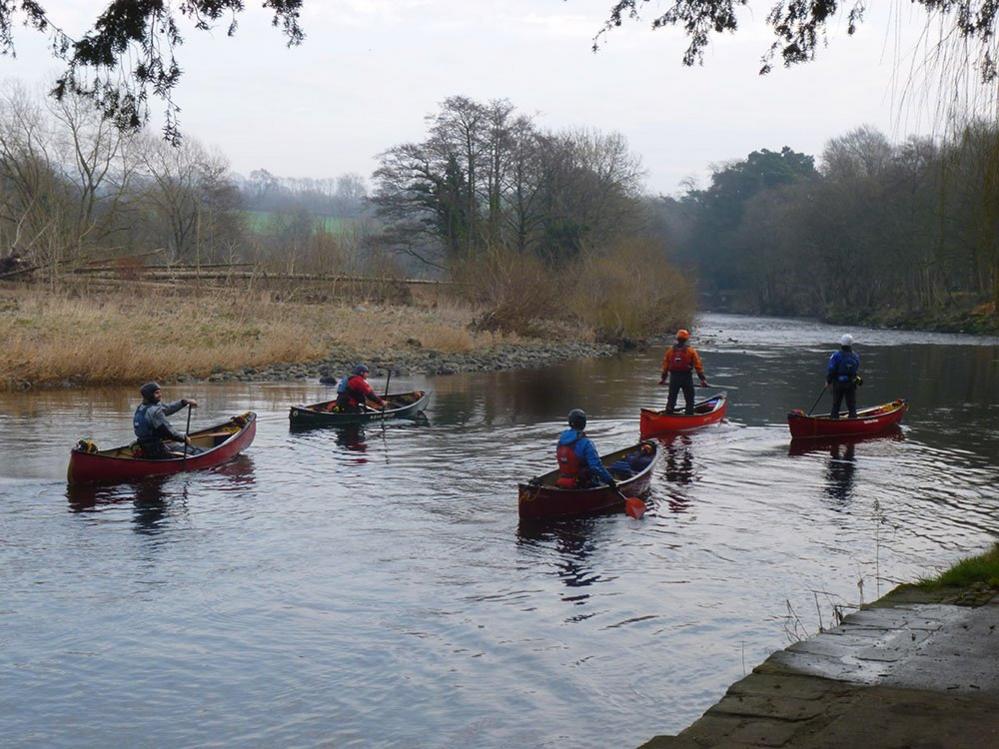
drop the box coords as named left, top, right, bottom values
left=1, top=314, right=996, bottom=748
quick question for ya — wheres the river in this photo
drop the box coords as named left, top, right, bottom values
left=1, top=314, right=996, bottom=748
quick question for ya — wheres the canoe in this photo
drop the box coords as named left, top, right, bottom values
left=786, top=399, right=908, bottom=440
left=288, top=390, right=431, bottom=428
left=518, top=441, right=658, bottom=520
left=639, top=393, right=728, bottom=438
left=67, top=412, right=257, bottom=485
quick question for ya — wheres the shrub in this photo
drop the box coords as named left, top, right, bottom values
left=570, top=238, right=695, bottom=340
left=450, top=245, right=560, bottom=335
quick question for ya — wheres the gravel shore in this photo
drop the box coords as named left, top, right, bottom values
left=176, top=340, right=620, bottom=384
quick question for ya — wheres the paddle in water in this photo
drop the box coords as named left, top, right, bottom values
left=617, top=489, right=646, bottom=519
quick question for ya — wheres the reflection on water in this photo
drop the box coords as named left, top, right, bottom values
left=65, top=456, right=257, bottom=535
left=0, top=314, right=996, bottom=749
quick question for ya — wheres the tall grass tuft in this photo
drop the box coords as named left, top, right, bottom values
left=918, top=543, right=999, bottom=590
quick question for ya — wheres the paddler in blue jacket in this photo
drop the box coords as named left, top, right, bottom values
left=556, top=409, right=617, bottom=490
left=826, top=334, right=862, bottom=419
left=133, top=381, right=201, bottom=458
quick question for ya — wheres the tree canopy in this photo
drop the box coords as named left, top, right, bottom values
left=0, top=1, right=303, bottom=142
left=598, top=1, right=999, bottom=81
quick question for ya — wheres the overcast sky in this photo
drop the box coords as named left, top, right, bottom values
left=0, top=1, right=958, bottom=194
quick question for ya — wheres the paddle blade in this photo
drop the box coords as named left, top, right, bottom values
left=624, top=497, right=646, bottom=519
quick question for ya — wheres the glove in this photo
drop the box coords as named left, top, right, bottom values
left=699, top=378, right=708, bottom=387
left=855, top=375, right=863, bottom=387
left=607, top=479, right=617, bottom=492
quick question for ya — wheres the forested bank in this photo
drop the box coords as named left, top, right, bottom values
left=654, top=125, right=999, bottom=334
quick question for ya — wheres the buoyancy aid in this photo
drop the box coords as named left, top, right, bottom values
left=340, top=375, right=371, bottom=409
left=829, top=350, right=860, bottom=383
left=665, top=345, right=696, bottom=373
left=556, top=442, right=584, bottom=488
left=133, top=403, right=164, bottom=443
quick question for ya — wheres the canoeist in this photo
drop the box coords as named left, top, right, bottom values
left=132, top=382, right=202, bottom=459
left=556, top=409, right=616, bottom=490
left=334, top=364, right=386, bottom=413
left=827, top=334, right=862, bottom=419
left=659, top=329, right=709, bottom=415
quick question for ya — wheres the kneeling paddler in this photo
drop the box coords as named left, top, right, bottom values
left=556, top=409, right=616, bottom=490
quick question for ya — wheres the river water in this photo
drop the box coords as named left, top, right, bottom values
left=1, top=314, right=996, bottom=748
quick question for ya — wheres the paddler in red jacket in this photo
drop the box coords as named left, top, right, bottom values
left=335, top=364, right=386, bottom=413
left=659, top=329, right=709, bottom=415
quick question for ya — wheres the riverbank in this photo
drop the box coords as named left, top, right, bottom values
left=831, top=301, right=999, bottom=336
left=639, top=545, right=999, bottom=748
left=0, top=288, right=616, bottom=391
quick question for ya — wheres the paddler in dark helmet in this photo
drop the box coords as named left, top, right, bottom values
left=556, top=409, right=617, bottom=490
left=133, top=382, right=201, bottom=459
left=659, top=328, right=709, bottom=415
left=827, top=334, right=861, bottom=419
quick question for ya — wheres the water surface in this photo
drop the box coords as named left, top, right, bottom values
left=1, top=314, right=996, bottom=747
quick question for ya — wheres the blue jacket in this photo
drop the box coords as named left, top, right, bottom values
left=827, top=349, right=860, bottom=385
left=558, top=428, right=614, bottom=485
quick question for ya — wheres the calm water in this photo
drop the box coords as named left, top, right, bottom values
left=1, top=314, right=997, bottom=748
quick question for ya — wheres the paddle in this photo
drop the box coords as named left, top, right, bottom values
left=806, top=385, right=828, bottom=416
left=181, top=403, right=193, bottom=465
left=616, top=488, right=646, bottom=519
left=381, top=366, right=392, bottom=424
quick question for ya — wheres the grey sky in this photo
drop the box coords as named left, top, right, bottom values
left=2, top=1, right=950, bottom=194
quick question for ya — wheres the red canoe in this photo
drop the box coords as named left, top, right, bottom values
left=640, top=393, right=728, bottom=439
left=786, top=399, right=908, bottom=440
left=67, top=412, right=257, bottom=485
left=518, top=441, right=658, bottom=520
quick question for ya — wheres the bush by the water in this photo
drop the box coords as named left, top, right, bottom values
left=571, top=239, right=695, bottom=341
left=452, top=241, right=695, bottom=341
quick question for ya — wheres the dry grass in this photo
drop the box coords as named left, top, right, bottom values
left=0, top=289, right=527, bottom=389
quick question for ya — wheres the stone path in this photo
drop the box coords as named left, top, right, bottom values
left=640, top=593, right=999, bottom=748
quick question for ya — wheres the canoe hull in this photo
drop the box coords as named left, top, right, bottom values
left=639, top=394, right=728, bottom=439
left=786, top=399, right=908, bottom=440
left=67, top=412, right=257, bottom=485
left=518, top=441, right=658, bottom=521
left=289, top=390, right=431, bottom=428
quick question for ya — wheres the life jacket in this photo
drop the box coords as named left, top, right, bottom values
left=831, top=350, right=860, bottom=383
left=337, top=375, right=370, bottom=409
left=133, top=403, right=158, bottom=442
left=666, top=345, right=695, bottom=373
left=556, top=441, right=586, bottom=489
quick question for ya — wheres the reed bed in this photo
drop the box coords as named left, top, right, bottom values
left=0, top=289, right=528, bottom=389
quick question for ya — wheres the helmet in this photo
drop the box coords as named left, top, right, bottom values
left=676, top=329, right=690, bottom=341
left=140, top=381, right=161, bottom=400
left=567, top=408, right=587, bottom=430
left=353, top=364, right=370, bottom=375
left=839, top=334, right=854, bottom=347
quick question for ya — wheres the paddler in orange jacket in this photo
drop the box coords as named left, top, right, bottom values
left=659, top=329, right=709, bottom=415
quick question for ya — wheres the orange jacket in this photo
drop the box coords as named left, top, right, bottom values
left=661, top=344, right=704, bottom=377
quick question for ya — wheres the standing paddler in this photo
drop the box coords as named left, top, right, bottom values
left=659, top=329, right=709, bottom=415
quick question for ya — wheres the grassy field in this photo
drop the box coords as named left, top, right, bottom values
left=240, top=210, right=359, bottom=235
left=0, top=288, right=538, bottom=390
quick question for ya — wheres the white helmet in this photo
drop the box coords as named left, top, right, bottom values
left=840, top=334, right=854, bottom=347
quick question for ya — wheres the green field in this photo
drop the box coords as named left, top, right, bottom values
left=241, top=210, right=359, bottom=235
